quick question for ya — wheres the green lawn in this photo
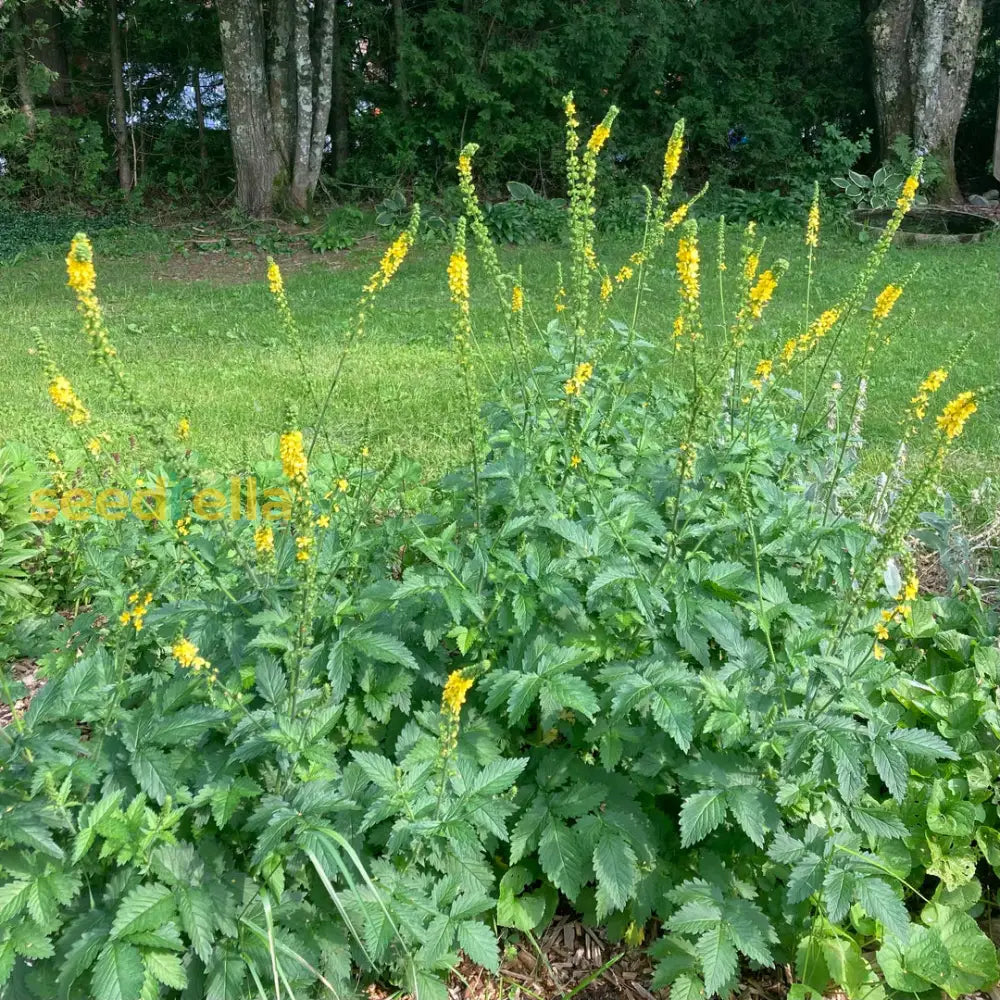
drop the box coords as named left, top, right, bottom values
left=2, top=225, right=998, bottom=499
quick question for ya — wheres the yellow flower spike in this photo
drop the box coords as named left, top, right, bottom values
left=903, top=575, right=919, bottom=602
left=676, top=235, right=700, bottom=306
left=936, top=391, right=977, bottom=440
left=48, top=375, right=90, bottom=426
left=600, top=275, right=612, bottom=301
left=554, top=287, right=567, bottom=312
left=748, top=269, right=778, bottom=319
left=754, top=359, right=773, bottom=381
left=254, top=524, right=274, bottom=554
left=511, top=285, right=524, bottom=313
left=615, top=264, right=633, bottom=285
left=872, top=284, right=903, bottom=321
left=66, top=233, right=97, bottom=295
left=586, top=123, right=611, bottom=156
left=666, top=203, right=689, bottom=230
left=743, top=251, right=759, bottom=283
left=896, top=170, right=920, bottom=212
left=295, top=535, right=313, bottom=561
left=447, top=247, right=470, bottom=313
left=672, top=315, right=685, bottom=341
left=176, top=417, right=190, bottom=440
left=266, top=258, right=284, bottom=296
left=663, top=124, right=684, bottom=182
left=806, top=185, right=820, bottom=248
left=442, top=669, right=474, bottom=717
left=780, top=339, right=797, bottom=364
left=279, top=429, right=308, bottom=486
left=365, top=229, right=416, bottom=294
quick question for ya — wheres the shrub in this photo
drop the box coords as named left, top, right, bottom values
left=4, top=99, right=999, bottom=1000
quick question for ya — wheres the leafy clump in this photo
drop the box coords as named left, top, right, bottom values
left=3, top=101, right=999, bottom=1000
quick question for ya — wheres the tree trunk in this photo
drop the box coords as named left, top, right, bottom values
left=993, top=76, right=1000, bottom=183
left=287, top=0, right=336, bottom=212
left=864, top=0, right=983, bottom=202
left=393, top=0, right=408, bottom=112
left=332, top=0, right=350, bottom=173
left=10, top=5, right=37, bottom=133
left=217, top=0, right=279, bottom=216
left=193, top=68, right=208, bottom=186
left=268, top=0, right=295, bottom=182
left=108, top=0, right=133, bottom=191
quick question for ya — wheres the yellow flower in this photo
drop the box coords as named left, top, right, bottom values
left=458, top=154, right=472, bottom=180
left=873, top=642, right=886, bottom=661
left=48, top=375, right=90, bottom=426
left=172, top=638, right=199, bottom=668
left=586, top=123, right=611, bottom=156
left=584, top=243, right=598, bottom=271
left=748, top=270, right=777, bottom=319
left=336, top=477, right=349, bottom=493
left=600, top=275, right=612, bottom=301
left=570, top=454, right=581, bottom=468
left=873, top=284, right=903, bottom=321
left=936, top=391, right=977, bottom=440
left=920, top=369, right=948, bottom=393
left=316, top=515, right=330, bottom=528
left=295, top=535, right=313, bottom=561
left=176, top=516, right=190, bottom=536
left=663, top=131, right=684, bottom=181
left=118, top=611, right=130, bottom=626
left=511, top=285, right=524, bottom=313
left=780, top=338, right=797, bottom=364
left=86, top=437, right=101, bottom=457
left=447, top=249, right=470, bottom=311
left=563, top=361, right=594, bottom=396
left=672, top=315, right=685, bottom=340
left=806, top=194, right=820, bottom=248
left=267, top=259, right=283, bottom=296
left=754, top=359, right=773, bottom=380
left=903, top=575, right=919, bottom=601
left=897, top=172, right=919, bottom=211
left=744, top=251, right=759, bottom=282
left=280, top=429, right=308, bottom=485
left=442, top=669, right=474, bottom=716
left=875, top=624, right=890, bottom=641
left=676, top=237, right=700, bottom=305
left=176, top=417, right=190, bottom=440
left=254, top=524, right=274, bottom=554
left=361, top=445, right=370, bottom=458
left=666, top=203, right=689, bottom=230
left=66, top=234, right=96, bottom=295
left=615, top=265, right=633, bottom=285
left=554, top=287, right=567, bottom=312
left=173, top=636, right=212, bottom=674
left=563, top=95, right=578, bottom=127
left=366, top=231, right=415, bottom=293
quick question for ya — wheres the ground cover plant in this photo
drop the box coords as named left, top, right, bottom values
left=3, top=101, right=1000, bottom=1000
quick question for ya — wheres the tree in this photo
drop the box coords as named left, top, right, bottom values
left=864, top=0, right=984, bottom=201
left=216, top=0, right=338, bottom=216
left=108, top=0, right=133, bottom=191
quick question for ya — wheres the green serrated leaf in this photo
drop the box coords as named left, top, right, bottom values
left=457, top=920, right=499, bottom=972
left=111, top=884, right=174, bottom=941
left=679, top=789, right=726, bottom=848
left=92, top=941, right=144, bottom=1000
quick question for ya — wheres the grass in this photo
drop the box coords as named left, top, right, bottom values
left=2, top=221, right=998, bottom=504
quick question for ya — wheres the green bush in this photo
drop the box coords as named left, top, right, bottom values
left=4, top=105, right=999, bottom=1000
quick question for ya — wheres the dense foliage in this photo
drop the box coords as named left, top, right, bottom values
left=3, top=106, right=1000, bottom=1000
left=2, top=0, right=997, bottom=210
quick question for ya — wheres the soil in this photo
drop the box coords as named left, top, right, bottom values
left=147, top=223, right=379, bottom=285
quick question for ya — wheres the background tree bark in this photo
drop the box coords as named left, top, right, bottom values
left=10, top=4, right=37, bottom=133
left=108, top=0, right=133, bottom=191
left=217, top=0, right=279, bottom=216
left=865, top=0, right=983, bottom=202
left=993, top=76, right=1000, bottom=182
left=331, top=0, right=350, bottom=174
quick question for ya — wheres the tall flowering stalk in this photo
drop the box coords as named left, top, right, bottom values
left=64, top=233, right=178, bottom=460
left=309, top=207, right=420, bottom=458
left=449, top=219, right=481, bottom=518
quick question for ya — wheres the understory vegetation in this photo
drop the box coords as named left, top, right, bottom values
left=2, top=102, right=1000, bottom=1000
